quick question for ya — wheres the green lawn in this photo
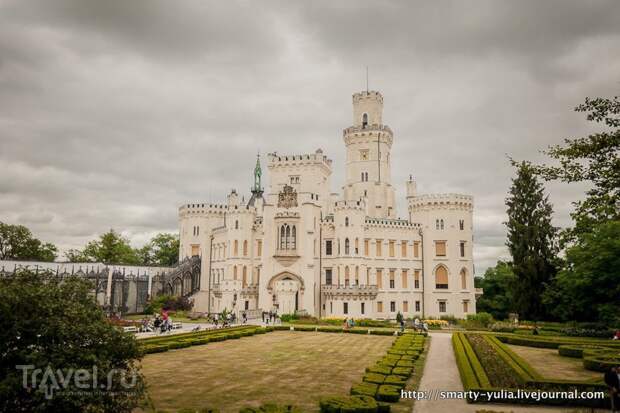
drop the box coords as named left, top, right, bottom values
left=138, top=331, right=394, bottom=412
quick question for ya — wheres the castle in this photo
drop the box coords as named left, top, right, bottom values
left=179, top=90, right=477, bottom=319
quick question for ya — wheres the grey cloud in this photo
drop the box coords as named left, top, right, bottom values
left=0, top=0, right=618, bottom=274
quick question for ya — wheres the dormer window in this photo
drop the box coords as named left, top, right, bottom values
left=362, top=113, right=368, bottom=128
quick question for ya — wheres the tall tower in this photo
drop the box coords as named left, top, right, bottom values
left=343, top=91, right=396, bottom=218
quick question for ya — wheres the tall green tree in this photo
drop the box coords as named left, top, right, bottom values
left=0, top=269, right=145, bottom=412
left=0, top=222, right=57, bottom=262
left=506, top=161, right=559, bottom=321
left=68, top=230, right=140, bottom=265
left=543, top=220, right=620, bottom=324
left=475, top=261, right=517, bottom=320
left=534, top=96, right=619, bottom=243
left=147, top=233, right=179, bottom=266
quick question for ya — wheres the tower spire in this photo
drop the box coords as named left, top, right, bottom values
left=253, top=152, right=262, bottom=193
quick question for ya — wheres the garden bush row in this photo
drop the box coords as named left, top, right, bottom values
left=348, top=333, right=426, bottom=406
left=556, top=344, right=620, bottom=372
left=273, top=325, right=400, bottom=336
left=494, top=333, right=620, bottom=349
left=141, top=326, right=274, bottom=354
left=452, top=332, right=609, bottom=408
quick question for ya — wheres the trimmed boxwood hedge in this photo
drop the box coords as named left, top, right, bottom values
left=362, top=373, right=386, bottom=384
left=453, top=332, right=610, bottom=408
left=376, top=384, right=400, bottom=402
left=350, top=382, right=378, bottom=398
left=366, top=365, right=392, bottom=375
left=583, top=353, right=620, bottom=372
left=319, top=395, right=378, bottom=413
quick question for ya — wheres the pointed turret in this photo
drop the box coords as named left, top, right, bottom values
left=248, top=153, right=265, bottom=208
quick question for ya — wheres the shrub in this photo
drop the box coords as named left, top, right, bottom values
left=280, top=314, right=297, bottom=323
left=391, top=367, right=412, bottom=377
left=383, top=375, right=406, bottom=388
left=466, top=334, right=521, bottom=388
left=561, top=327, right=616, bottom=338
left=239, top=403, right=302, bottom=413
left=583, top=353, right=620, bottom=372
left=463, top=312, right=494, bottom=329
left=366, top=365, right=392, bottom=375
left=363, top=373, right=386, bottom=384
left=319, top=395, right=378, bottom=413
left=440, top=314, right=458, bottom=325
left=489, top=321, right=516, bottom=333
left=350, top=382, right=378, bottom=398
left=557, top=344, right=609, bottom=358
left=369, top=330, right=396, bottom=336
left=376, top=385, right=400, bottom=402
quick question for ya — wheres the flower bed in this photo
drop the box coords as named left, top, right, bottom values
left=452, top=332, right=609, bottom=408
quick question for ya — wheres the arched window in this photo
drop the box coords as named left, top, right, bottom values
left=440, top=219, right=445, bottom=230
left=362, top=113, right=368, bottom=128
left=242, top=266, right=247, bottom=287
left=280, top=225, right=286, bottom=250
left=345, top=238, right=350, bottom=255
left=435, top=265, right=448, bottom=289
left=233, top=265, right=238, bottom=280
left=234, top=240, right=239, bottom=256
left=243, top=240, right=248, bottom=256
left=235, top=220, right=239, bottom=229
left=345, top=266, right=350, bottom=286
left=345, top=217, right=349, bottom=227
left=460, top=268, right=467, bottom=290
left=285, top=225, right=291, bottom=249
left=291, top=226, right=297, bottom=249
left=355, top=266, right=359, bottom=285
left=435, top=219, right=440, bottom=230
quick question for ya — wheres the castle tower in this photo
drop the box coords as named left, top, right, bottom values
left=343, top=91, right=396, bottom=218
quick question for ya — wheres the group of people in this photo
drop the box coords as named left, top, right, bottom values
left=343, top=318, right=355, bottom=329
left=212, top=312, right=235, bottom=328
left=261, top=310, right=279, bottom=325
left=139, top=310, right=174, bottom=333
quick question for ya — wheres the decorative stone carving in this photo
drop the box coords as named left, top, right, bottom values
left=277, top=184, right=298, bottom=209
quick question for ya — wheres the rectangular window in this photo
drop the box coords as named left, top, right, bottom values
left=403, top=301, right=409, bottom=312
left=401, top=269, right=408, bottom=289
left=435, top=241, right=446, bottom=257
left=376, top=240, right=382, bottom=257
left=463, top=300, right=469, bottom=313
left=377, top=301, right=383, bottom=313
left=326, top=240, right=333, bottom=256
left=390, top=301, right=396, bottom=312
left=389, top=240, right=395, bottom=257
left=364, top=239, right=369, bottom=256
left=361, top=302, right=365, bottom=315
left=439, top=301, right=447, bottom=313
left=257, top=240, right=262, bottom=256
left=191, top=244, right=200, bottom=257
left=376, top=269, right=383, bottom=289
left=389, top=270, right=395, bottom=289
left=459, top=220, right=465, bottom=230
left=401, top=241, right=407, bottom=257
left=460, top=241, right=466, bottom=258
left=343, top=302, right=349, bottom=314
left=325, top=269, right=332, bottom=285
left=414, top=270, right=420, bottom=289
left=245, top=300, right=249, bottom=310
left=415, top=301, right=420, bottom=312
left=413, top=242, right=420, bottom=258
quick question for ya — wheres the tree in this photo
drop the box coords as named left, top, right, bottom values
left=543, top=220, right=620, bottom=325
left=534, top=96, right=619, bottom=243
left=70, top=230, right=140, bottom=265
left=505, top=161, right=559, bottom=321
left=0, top=269, right=145, bottom=412
left=137, top=233, right=179, bottom=267
left=475, top=261, right=517, bottom=320
left=0, top=222, right=57, bottom=262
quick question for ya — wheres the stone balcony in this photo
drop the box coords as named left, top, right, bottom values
left=273, top=249, right=300, bottom=267
left=241, top=284, right=258, bottom=297
left=321, top=284, right=379, bottom=299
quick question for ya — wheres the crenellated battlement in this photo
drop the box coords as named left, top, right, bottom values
left=352, top=90, right=383, bottom=103
left=365, top=217, right=421, bottom=230
left=408, top=193, right=474, bottom=211
left=267, top=149, right=333, bottom=170
left=179, top=202, right=257, bottom=219
left=334, top=199, right=366, bottom=212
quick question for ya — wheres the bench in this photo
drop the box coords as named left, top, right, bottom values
left=172, top=322, right=183, bottom=330
left=123, top=326, right=138, bottom=333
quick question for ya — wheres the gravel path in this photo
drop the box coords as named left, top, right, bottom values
left=412, top=332, right=572, bottom=413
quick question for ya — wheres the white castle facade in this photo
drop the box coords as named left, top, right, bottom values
left=179, top=90, right=477, bottom=319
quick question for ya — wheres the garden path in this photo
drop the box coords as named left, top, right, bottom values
left=412, top=332, right=571, bottom=413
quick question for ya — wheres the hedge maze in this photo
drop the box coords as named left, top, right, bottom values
left=453, top=332, right=620, bottom=408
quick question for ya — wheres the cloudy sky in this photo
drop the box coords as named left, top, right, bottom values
left=1, top=0, right=618, bottom=274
